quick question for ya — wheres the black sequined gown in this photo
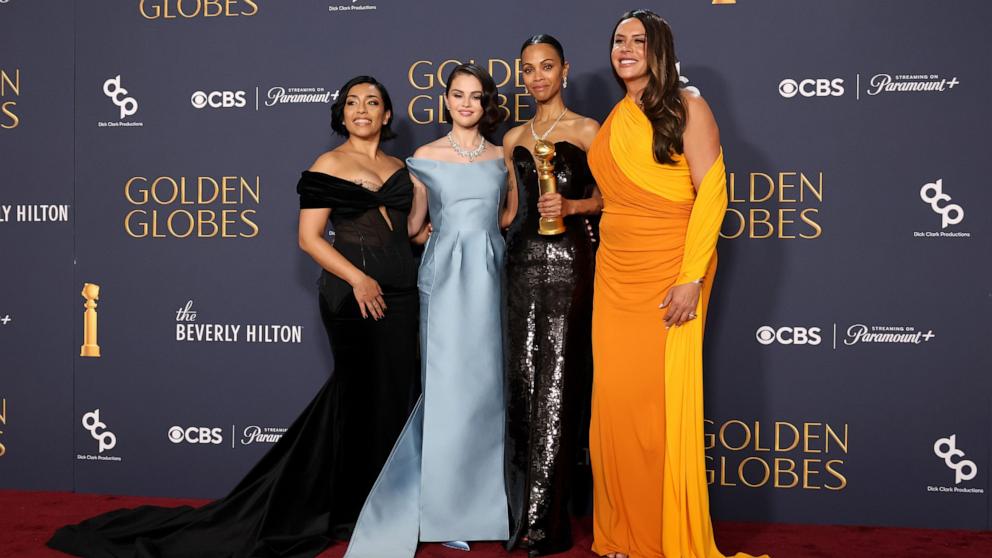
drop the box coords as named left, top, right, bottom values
left=505, top=142, right=596, bottom=556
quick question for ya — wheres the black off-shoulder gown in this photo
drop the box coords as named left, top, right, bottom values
left=47, top=169, right=421, bottom=558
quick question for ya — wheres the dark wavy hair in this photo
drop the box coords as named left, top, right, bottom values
left=330, top=75, right=396, bottom=141
left=520, top=33, right=565, bottom=62
left=442, top=63, right=505, bottom=139
left=610, top=9, right=686, bottom=164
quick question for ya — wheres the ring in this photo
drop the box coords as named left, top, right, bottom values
left=688, top=312, right=697, bottom=319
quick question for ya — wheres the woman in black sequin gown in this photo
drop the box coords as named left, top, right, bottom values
left=47, top=76, right=425, bottom=558
left=501, top=36, right=603, bottom=557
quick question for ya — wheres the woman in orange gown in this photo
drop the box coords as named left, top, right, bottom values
left=586, top=10, right=767, bottom=558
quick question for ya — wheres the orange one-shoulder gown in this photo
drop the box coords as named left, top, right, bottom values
left=586, top=97, right=767, bottom=558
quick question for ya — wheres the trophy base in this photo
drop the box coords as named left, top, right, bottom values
left=80, top=345, right=101, bottom=358
left=538, top=224, right=567, bottom=236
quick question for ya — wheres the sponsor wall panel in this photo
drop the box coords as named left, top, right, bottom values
left=0, top=0, right=75, bottom=490
left=0, top=0, right=984, bottom=530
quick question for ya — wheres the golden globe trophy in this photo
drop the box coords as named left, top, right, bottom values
left=80, top=283, right=101, bottom=357
left=533, top=140, right=566, bottom=236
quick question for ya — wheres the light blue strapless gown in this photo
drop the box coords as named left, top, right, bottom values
left=343, top=157, right=510, bottom=558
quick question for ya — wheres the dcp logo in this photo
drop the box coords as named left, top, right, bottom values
left=920, top=179, right=964, bottom=229
left=168, top=425, right=224, bottom=444
left=756, top=326, right=822, bottom=345
left=103, top=76, right=138, bottom=119
left=934, top=435, right=977, bottom=484
left=82, top=409, right=117, bottom=453
left=779, top=78, right=844, bottom=98
left=191, top=90, right=247, bottom=109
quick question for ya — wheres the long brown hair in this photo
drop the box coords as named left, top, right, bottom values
left=610, top=9, right=686, bottom=165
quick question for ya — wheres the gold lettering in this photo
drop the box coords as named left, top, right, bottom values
left=749, top=209, right=773, bottom=239
left=436, top=59, right=462, bottom=87
left=719, top=456, right=736, bottom=486
left=139, top=0, right=161, bottom=19
left=1, top=68, right=20, bottom=96
left=777, top=208, right=796, bottom=239
left=753, top=420, right=770, bottom=452
left=728, top=172, right=744, bottom=202
left=778, top=172, right=797, bottom=202
left=408, top=95, right=433, bottom=124
left=408, top=60, right=433, bottom=90
left=167, top=209, right=195, bottom=238
left=488, top=59, right=512, bottom=88
left=720, top=208, right=745, bottom=239
left=825, top=423, right=848, bottom=453
left=125, top=177, right=149, bottom=204
left=824, top=459, right=847, bottom=490
left=124, top=209, right=149, bottom=237
left=704, top=419, right=715, bottom=450
left=197, top=209, right=218, bottom=237
left=240, top=210, right=259, bottom=238
left=803, top=422, right=822, bottom=453
left=719, top=419, right=751, bottom=451
left=496, top=94, right=511, bottom=123
left=803, top=458, right=822, bottom=489
left=775, top=421, right=800, bottom=452
left=799, top=208, right=822, bottom=239
left=176, top=0, right=200, bottom=18
left=801, top=172, right=823, bottom=202
left=198, top=177, right=219, bottom=204
left=514, top=92, right=532, bottom=123
left=152, top=177, right=180, bottom=205
left=705, top=455, right=714, bottom=484
left=242, top=0, right=259, bottom=16
left=774, top=458, right=798, bottom=488
left=1, top=101, right=19, bottom=129
left=750, top=173, right=774, bottom=202
left=739, top=456, right=770, bottom=487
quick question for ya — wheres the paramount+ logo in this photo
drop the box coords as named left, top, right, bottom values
left=139, top=0, right=259, bottom=19
left=779, top=78, right=844, bottom=99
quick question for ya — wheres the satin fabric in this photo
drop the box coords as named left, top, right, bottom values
left=343, top=158, right=510, bottom=558
left=587, top=97, right=767, bottom=558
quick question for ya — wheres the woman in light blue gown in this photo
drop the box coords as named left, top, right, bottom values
left=344, top=63, right=512, bottom=558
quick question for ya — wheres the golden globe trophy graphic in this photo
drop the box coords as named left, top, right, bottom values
left=80, top=283, right=101, bottom=357
left=533, top=140, right=566, bottom=236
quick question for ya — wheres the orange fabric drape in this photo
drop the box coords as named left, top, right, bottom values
left=587, top=97, right=767, bottom=558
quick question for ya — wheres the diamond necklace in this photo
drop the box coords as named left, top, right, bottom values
left=447, top=132, right=487, bottom=161
left=529, top=108, right=568, bottom=142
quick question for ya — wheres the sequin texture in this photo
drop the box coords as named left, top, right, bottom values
left=505, top=142, right=597, bottom=556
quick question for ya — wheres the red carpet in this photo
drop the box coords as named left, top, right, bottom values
left=2, top=490, right=990, bottom=557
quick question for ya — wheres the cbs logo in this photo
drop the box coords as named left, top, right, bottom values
left=779, top=78, right=844, bottom=98
left=168, top=426, right=223, bottom=444
left=191, top=90, right=247, bottom=109
left=756, top=326, right=822, bottom=346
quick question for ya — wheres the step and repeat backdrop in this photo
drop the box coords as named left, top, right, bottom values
left=1, top=0, right=990, bottom=531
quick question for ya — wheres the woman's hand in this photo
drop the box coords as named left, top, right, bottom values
left=660, top=282, right=701, bottom=328
left=537, top=192, right=572, bottom=219
left=412, top=222, right=432, bottom=246
left=351, top=274, right=386, bottom=320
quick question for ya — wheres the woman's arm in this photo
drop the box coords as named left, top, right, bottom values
left=407, top=171, right=429, bottom=237
left=537, top=117, right=604, bottom=219
left=660, top=92, right=725, bottom=328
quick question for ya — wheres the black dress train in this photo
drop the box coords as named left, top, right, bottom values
left=504, top=142, right=597, bottom=556
left=47, top=169, right=421, bottom=557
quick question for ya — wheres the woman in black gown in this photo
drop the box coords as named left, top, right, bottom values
left=47, top=76, right=424, bottom=558
left=501, top=36, right=602, bottom=557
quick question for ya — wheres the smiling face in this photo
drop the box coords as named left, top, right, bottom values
left=445, top=72, right=485, bottom=129
left=342, top=82, right=390, bottom=139
left=611, top=17, right=649, bottom=86
left=521, top=43, right=568, bottom=103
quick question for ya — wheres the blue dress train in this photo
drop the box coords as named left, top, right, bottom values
left=344, top=157, right=510, bottom=558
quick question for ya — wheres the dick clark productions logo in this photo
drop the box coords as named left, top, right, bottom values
left=82, top=409, right=117, bottom=453
left=934, top=435, right=977, bottom=485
